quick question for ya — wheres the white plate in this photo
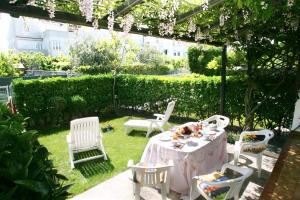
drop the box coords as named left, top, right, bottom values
left=201, top=130, right=216, bottom=135
left=159, top=135, right=171, bottom=141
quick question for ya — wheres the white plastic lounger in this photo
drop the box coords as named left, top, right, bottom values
left=124, top=101, right=175, bottom=137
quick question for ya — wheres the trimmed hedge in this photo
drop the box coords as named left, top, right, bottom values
left=13, top=73, right=296, bottom=129
left=13, top=75, right=114, bottom=127
left=116, top=74, right=245, bottom=121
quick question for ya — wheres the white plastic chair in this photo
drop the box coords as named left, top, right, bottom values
left=202, top=115, right=230, bottom=129
left=234, top=129, right=274, bottom=178
left=127, top=160, right=174, bottom=200
left=66, top=117, right=107, bottom=169
left=124, top=101, right=175, bottom=137
left=190, top=163, right=253, bottom=200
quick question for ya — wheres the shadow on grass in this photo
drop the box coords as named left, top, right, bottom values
left=127, top=130, right=161, bottom=138
left=74, top=149, right=114, bottom=178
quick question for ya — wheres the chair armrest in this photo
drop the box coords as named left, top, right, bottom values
left=127, top=160, right=134, bottom=168
left=154, top=113, right=165, bottom=120
left=221, top=164, right=253, bottom=178
left=66, top=134, right=71, bottom=144
left=200, top=179, right=237, bottom=188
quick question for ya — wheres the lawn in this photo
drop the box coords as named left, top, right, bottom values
left=38, top=116, right=157, bottom=197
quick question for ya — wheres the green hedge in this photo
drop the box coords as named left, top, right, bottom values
left=13, top=75, right=114, bottom=127
left=116, top=74, right=245, bottom=120
left=13, top=73, right=296, bottom=129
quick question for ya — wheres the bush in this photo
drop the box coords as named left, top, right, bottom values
left=13, top=75, right=114, bottom=127
left=0, top=103, right=71, bottom=199
left=187, top=45, right=222, bottom=75
left=70, top=95, right=87, bottom=117
left=120, top=63, right=170, bottom=75
left=13, top=73, right=296, bottom=129
left=116, top=74, right=238, bottom=119
left=0, top=52, right=22, bottom=77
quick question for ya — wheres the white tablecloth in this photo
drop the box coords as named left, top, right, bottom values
left=141, top=124, right=228, bottom=194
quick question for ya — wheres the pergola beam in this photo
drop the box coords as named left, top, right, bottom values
left=0, top=1, right=223, bottom=46
left=112, top=0, right=143, bottom=18
left=176, top=0, right=223, bottom=24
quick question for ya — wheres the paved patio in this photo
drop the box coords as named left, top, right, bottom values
left=71, top=144, right=278, bottom=200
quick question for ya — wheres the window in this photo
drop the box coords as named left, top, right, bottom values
left=173, top=51, right=177, bottom=56
left=164, top=49, right=168, bottom=55
left=177, top=51, right=181, bottom=56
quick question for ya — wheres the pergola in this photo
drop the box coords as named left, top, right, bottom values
left=0, top=0, right=245, bottom=115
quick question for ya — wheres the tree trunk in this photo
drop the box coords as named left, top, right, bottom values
left=244, top=44, right=255, bottom=130
left=220, top=45, right=227, bottom=115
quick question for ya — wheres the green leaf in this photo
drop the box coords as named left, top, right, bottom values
left=14, top=180, right=49, bottom=197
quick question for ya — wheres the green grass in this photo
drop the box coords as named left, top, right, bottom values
left=38, top=116, right=155, bottom=196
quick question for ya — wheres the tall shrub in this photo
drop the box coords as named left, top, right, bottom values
left=0, top=104, right=71, bottom=199
left=187, top=45, right=222, bottom=75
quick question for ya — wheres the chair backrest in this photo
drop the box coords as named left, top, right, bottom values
left=239, top=129, right=274, bottom=145
left=221, top=165, right=253, bottom=199
left=162, top=101, right=176, bottom=124
left=70, top=117, right=101, bottom=150
left=128, top=161, right=173, bottom=187
left=203, top=115, right=230, bottom=129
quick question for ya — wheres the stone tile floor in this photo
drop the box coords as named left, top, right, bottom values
left=71, top=144, right=278, bottom=200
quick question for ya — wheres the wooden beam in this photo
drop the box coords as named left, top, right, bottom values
left=0, top=1, right=223, bottom=46
left=112, top=0, right=143, bottom=18
left=176, top=0, right=224, bottom=24
left=220, top=44, right=227, bottom=115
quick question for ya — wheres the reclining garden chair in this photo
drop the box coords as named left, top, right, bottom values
left=203, top=115, right=230, bottom=129
left=190, top=163, right=253, bottom=200
left=124, top=101, right=175, bottom=137
left=234, top=129, right=274, bottom=178
left=128, top=159, right=174, bottom=200
left=66, top=117, right=107, bottom=169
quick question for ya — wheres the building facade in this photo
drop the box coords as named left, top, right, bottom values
left=0, top=13, right=193, bottom=57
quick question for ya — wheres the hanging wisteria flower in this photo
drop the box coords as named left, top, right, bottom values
left=234, top=30, right=239, bottom=40
left=161, top=0, right=167, bottom=7
left=27, top=0, right=36, bottom=5
left=219, top=12, right=225, bottom=27
left=120, top=13, right=134, bottom=33
left=287, top=0, right=294, bottom=7
left=92, top=18, right=99, bottom=29
left=195, top=28, right=202, bottom=41
left=172, top=0, right=180, bottom=11
left=158, top=0, right=179, bottom=36
left=203, top=0, right=209, bottom=10
left=9, top=0, right=17, bottom=4
left=47, top=0, right=56, bottom=18
left=159, top=20, right=176, bottom=36
left=107, top=10, right=114, bottom=32
left=188, top=19, right=196, bottom=33
left=78, top=0, right=94, bottom=22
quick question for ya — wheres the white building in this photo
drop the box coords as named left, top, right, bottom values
left=0, top=13, right=193, bottom=57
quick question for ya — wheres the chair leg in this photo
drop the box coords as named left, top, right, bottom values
left=234, top=151, right=239, bottom=166
left=125, top=127, right=130, bottom=135
left=68, top=145, right=75, bottom=169
left=134, top=183, right=141, bottom=200
left=146, top=128, right=152, bottom=137
left=99, top=141, right=108, bottom=160
left=257, top=154, right=262, bottom=178
left=161, top=183, right=167, bottom=200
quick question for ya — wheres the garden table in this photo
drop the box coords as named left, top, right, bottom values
left=140, top=122, right=228, bottom=195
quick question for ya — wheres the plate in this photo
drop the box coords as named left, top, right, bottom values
left=201, top=130, right=216, bottom=135
left=159, top=135, right=171, bottom=141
